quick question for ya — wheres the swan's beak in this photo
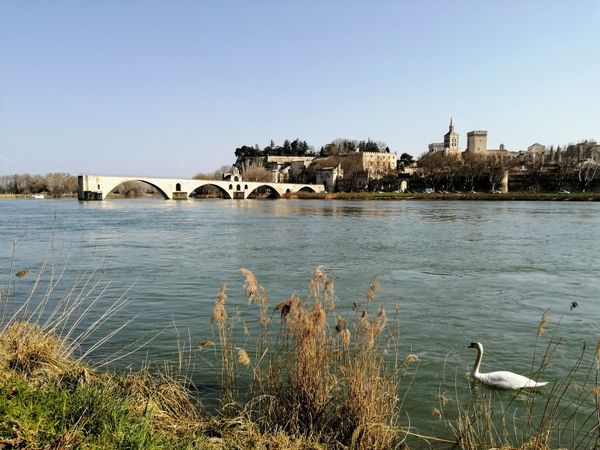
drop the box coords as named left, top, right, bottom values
left=468, top=342, right=477, bottom=348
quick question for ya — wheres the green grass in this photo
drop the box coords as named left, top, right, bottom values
left=0, top=376, right=202, bottom=449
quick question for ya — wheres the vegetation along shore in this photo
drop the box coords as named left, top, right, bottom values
left=3, top=187, right=600, bottom=202
left=284, top=191, right=600, bottom=201
left=1, top=264, right=599, bottom=449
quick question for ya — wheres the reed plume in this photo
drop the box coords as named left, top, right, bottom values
left=536, top=310, right=549, bottom=337
left=365, top=278, right=380, bottom=303
left=211, top=283, right=234, bottom=406
left=211, top=283, right=228, bottom=323
left=237, top=348, right=250, bottom=366
left=240, top=268, right=259, bottom=304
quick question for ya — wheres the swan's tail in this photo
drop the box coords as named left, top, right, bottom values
left=524, top=380, right=548, bottom=388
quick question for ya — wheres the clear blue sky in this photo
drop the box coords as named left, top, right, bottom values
left=1, top=1, right=598, bottom=177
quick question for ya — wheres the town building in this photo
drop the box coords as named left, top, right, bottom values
left=528, top=143, right=546, bottom=154
left=428, top=119, right=511, bottom=156
left=355, top=151, right=397, bottom=178
left=304, top=150, right=397, bottom=192
left=429, top=118, right=460, bottom=154
left=316, top=164, right=343, bottom=192
left=428, top=142, right=445, bottom=153
left=444, top=118, right=460, bottom=153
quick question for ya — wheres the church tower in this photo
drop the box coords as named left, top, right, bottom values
left=444, top=117, right=459, bottom=153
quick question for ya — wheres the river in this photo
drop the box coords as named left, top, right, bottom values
left=1, top=198, right=599, bottom=438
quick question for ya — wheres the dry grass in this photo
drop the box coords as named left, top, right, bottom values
left=119, top=365, right=200, bottom=432
left=199, top=416, right=329, bottom=449
left=0, top=254, right=203, bottom=445
left=0, top=322, right=71, bottom=378
left=0, top=324, right=199, bottom=445
left=210, top=267, right=408, bottom=449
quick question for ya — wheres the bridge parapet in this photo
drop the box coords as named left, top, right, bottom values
left=78, top=175, right=324, bottom=201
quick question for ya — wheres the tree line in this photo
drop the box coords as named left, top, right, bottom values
left=319, top=138, right=391, bottom=156
left=418, top=152, right=514, bottom=191
left=234, top=138, right=395, bottom=160
left=0, top=173, right=78, bottom=196
left=235, top=139, right=316, bottom=159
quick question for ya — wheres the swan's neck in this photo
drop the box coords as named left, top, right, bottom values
left=472, top=346, right=483, bottom=376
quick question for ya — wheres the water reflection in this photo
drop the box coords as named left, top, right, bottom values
left=248, top=200, right=408, bottom=218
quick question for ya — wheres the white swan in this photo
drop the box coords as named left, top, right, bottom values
left=468, top=342, right=548, bottom=390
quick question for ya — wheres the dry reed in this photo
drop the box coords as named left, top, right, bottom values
left=211, top=283, right=237, bottom=408
left=536, top=311, right=549, bottom=338
left=237, top=348, right=250, bottom=366
left=1, top=249, right=204, bottom=445
left=208, top=267, right=407, bottom=449
left=438, top=306, right=600, bottom=450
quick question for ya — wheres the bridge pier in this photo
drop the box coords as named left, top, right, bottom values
left=78, top=190, right=103, bottom=201
left=172, top=191, right=188, bottom=200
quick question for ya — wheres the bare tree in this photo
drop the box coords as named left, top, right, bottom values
left=578, top=149, right=600, bottom=192
left=419, top=152, right=461, bottom=190
left=193, top=165, right=232, bottom=180
left=444, top=153, right=462, bottom=191
left=45, top=173, right=77, bottom=197
left=460, top=153, right=486, bottom=191
left=0, top=173, right=78, bottom=196
left=418, top=152, right=441, bottom=189
left=485, top=153, right=516, bottom=191
left=555, top=148, right=577, bottom=190
left=243, top=166, right=272, bottom=182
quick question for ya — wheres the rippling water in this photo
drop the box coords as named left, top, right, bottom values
left=2, top=198, right=599, bottom=435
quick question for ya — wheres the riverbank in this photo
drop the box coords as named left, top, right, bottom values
left=284, top=191, right=600, bottom=201
left=0, top=323, right=328, bottom=450
left=2, top=266, right=599, bottom=449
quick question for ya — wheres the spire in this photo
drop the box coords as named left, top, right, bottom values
left=449, top=117, right=454, bottom=132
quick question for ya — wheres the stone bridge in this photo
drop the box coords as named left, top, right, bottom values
left=78, top=175, right=325, bottom=200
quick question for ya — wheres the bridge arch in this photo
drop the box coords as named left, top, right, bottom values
left=104, top=179, right=169, bottom=199
left=189, top=182, right=232, bottom=199
left=297, top=186, right=318, bottom=193
left=246, top=184, right=283, bottom=199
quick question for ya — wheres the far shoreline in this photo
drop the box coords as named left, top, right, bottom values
left=2, top=192, right=600, bottom=202
left=283, top=191, right=600, bottom=201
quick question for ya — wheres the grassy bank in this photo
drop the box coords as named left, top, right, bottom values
left=284, top=191, right=600, bottom=201
left=0, top=322, right=332, bottom=449
left=1, top=266, right=599, bottom=449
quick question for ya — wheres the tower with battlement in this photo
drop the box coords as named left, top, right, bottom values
left=466, top=130, right=488, bottom=154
